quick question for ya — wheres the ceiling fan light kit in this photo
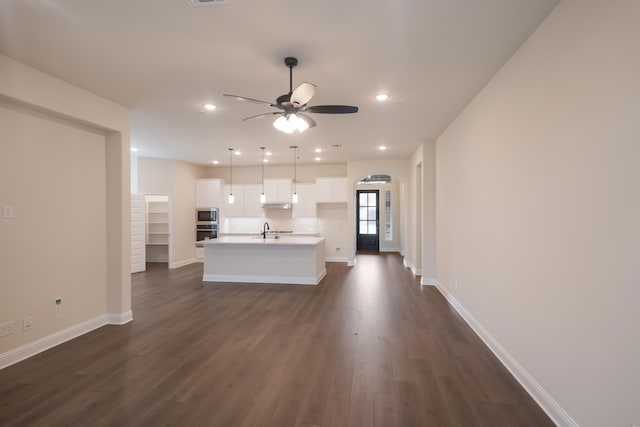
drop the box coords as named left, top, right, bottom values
left=224, top=57, right=358, bottom=134
left=273, top=114, right=309, bottom=133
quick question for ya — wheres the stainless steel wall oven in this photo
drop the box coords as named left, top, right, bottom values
left=196, top=208, right=218, bottom=241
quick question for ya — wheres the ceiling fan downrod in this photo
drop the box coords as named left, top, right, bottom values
left=284, top=56, right=298, bottom=95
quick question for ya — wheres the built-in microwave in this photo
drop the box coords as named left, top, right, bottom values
left=196, top=208, right=218, bottom=224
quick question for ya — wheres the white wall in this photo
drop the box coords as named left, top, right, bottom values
left=435, top=1, right=640, bottom=425
left=0, top=54, right=130, bottom=366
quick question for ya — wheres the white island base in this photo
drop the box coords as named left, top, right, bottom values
left=203, top=236, right=326, bottom=285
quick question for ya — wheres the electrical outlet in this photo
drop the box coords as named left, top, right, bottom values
left=2, top=205, right=13, bottom=219
left=23, top=317, right=32, bottom=331
left=0, top=321, right=14, bottom=337
left=336, top=247, right=341, bottom=253
left=54, top=298, right=63, bottom=320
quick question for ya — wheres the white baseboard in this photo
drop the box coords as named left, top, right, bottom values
left=380, top=247, right=401, bottom=253
left=170, top=258, right=197, bottom=269
left=420, top=277, right=436, bottom=286
left=402, top=258, right=422, bottom=276
left=0, top=311, right=134, bottom=371
left=325, top=256, right=349, bottom=263
left=347, top=258, right=356, bottom=267
left=433, top=280, right=578, bottom=427
left=106, top=310, right=133, bottom=325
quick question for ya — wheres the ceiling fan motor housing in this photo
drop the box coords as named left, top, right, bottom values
left=276, top=93, right=292, bottom=106
left=284, top=57, right=298, bottom=68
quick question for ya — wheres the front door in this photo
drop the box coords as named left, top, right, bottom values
left=357, top=190, right=379, bottom=251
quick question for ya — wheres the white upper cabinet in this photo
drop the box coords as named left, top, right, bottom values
left=195, top=179, right=223, bottom=208
left=264, top=179, right=293, bottom=203
left=292, top=183, right=316, bottom=218
left=223, top=184, right=244, bottom=217
left=315, top=177, right=348, bottom=203
left=242, top=185, right=264, bottom=217
left=223, top=184, right=264, bottom=218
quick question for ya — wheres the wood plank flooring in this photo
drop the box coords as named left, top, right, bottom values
left=0, top=254, right=553, bottom=426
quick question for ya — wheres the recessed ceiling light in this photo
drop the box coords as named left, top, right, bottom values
left=375, top=94, right=389, bottom=102
left=379, top=145, right=387, bottom=151
left=204, top=104, right=216, bottom=111
left=314, top=148, right=322, bottom=153
left=265, top=151, right=272, bottom=156
left=130, top=147, right=138, bottom=152
left=263, top=159, right=269, bottom=163
left=315, top=157, right=321, bottom=161
left=212, top=160, right=219, bottom=165
left=234, top=151, right=241, bottom=155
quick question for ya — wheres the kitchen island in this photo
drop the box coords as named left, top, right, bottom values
left=202, top=235, right=326, bottom=285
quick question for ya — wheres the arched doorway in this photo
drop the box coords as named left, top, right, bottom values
left=355, top=174, right=400, bottom=254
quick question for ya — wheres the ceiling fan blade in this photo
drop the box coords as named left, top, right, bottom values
left=305, top=105, right=359, bottom=114
left=241, top=112, right=280, bottom=121
left=223, top=94, right=280, bottom=108
left=297, top=113, right=317, bottom=128
left=290, top=82, right=316, bottom=107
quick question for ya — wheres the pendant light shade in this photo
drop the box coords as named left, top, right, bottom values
left=260, top=147, right=266, bottom=203
left=291, top=145, right=298, bottom=203
left=228, top=148, right=234, bottom=204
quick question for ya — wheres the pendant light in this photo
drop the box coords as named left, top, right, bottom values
left=228, top=148, right=234, bottom=204
left=260, top=147, right=266, bottom=203
left=291, top=145, right=298, bottom=203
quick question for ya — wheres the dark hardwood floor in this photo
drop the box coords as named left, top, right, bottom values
left=0, top=254, right=553, bottom=426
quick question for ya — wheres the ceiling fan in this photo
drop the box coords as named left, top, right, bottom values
left=224, top=57, right=358, bottom=133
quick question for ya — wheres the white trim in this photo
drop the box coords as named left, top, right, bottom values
left=0, top=311, right=134, bottom=371
left=433, top=280, right=578, bottom=427
left=203, top=269, right=326, bottom=286
left=379, top=247, right=401, bottom=253
left=170, top=258, right=197, bottom=269
left=347, top=257, right=356, bottom=267
left=106, top=310, right=133, bottom=325
left=325, top=256, right=349, bottom=263
left=1, top=315, right=101, bottom=370
left=411, top=265, right=422, bottom=276
left=420, top=277, right=436, bottom=286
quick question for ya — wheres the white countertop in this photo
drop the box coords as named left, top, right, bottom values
left=204, top=235, right=325, bottom=246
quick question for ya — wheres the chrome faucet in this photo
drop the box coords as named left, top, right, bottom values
left=262, top=222, right=270, bottom=239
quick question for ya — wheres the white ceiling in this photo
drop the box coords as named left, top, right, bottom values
left=0, top=0, right=559, bottom=166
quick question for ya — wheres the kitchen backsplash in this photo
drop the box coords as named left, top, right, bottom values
left=222, top=211, right=319, bottom=234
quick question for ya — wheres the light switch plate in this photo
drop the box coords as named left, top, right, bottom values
left=3, top=205, right=13, bottom=218
left=0, top=321, right=14, bottom=337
